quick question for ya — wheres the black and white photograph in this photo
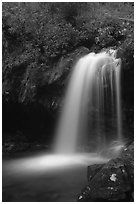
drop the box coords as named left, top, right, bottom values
left=2, top=2, right=134, bottom=202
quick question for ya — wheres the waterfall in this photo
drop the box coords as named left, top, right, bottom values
left=54, top=50, right=122, bottom=154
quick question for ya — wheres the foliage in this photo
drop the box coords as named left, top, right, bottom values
left=2, top=2, right=134, bottom=101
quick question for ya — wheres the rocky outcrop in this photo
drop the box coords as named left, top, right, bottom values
left=35, top=46, right=89, bottom=109
left=2, top=47, right=89, bottom=143
left=3, top=46, right=89, bottom=105
left=78, top=142, right=134, bottom=202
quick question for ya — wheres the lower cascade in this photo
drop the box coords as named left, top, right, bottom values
left=54, top=49, right=123, bottom=155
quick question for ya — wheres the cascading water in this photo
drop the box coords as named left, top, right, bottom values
left=55, top=49, right=123, bottom=154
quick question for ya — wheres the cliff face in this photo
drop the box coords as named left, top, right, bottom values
left=2, top=3, right=134, bottom=143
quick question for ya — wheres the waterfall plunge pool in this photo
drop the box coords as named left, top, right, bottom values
left=3, top=152, right=109, bottom=202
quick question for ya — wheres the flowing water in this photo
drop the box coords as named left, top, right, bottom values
left=55, top=49, right=123, bottom=154
left=3, top=49, right=124, bottom=201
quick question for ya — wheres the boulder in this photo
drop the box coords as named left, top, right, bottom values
left=87, top=163, right=105, bottom=182
left=78, top=142, right=134, bottom=202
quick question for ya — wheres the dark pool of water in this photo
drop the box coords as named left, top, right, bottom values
left=3, top=152, right=108, bottom=202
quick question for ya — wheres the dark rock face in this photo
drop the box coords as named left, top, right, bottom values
left=2, top=47, right=89, bottom=143
left=3, top=46, right=89, bottom=105
left=87, top=164, right=105, bottom=182
left=78, top=142, right=134, bottom=202
left=35, top=46, right=89, bottom=109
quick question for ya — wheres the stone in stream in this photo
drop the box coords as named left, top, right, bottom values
left=78, top=142, right=134, bottom=202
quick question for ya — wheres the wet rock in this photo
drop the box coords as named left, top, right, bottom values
left=78, top=142, right=134, bottom=202
left=3, top=142, right=15, bottom=153
left=36, top=46, right=89, bottom=108
left=87, top=164, right=104, bottom=182
left=47, top=46, right=89, bottom=85
left=3, top=46, right=89, bottom=105
left=2, top=142, right=30, bottom=155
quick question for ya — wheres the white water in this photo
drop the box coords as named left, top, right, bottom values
left=55, top=49, right=123, bottom=154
